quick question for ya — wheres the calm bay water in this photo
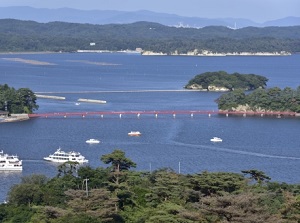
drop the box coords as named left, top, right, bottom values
left=0, top=53, right=300, bottom=201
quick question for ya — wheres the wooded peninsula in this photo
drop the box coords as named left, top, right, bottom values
left=0, top=19, right=299, bottom=54
left=0, top=84, right=38, bottom=114
left=217, top=86, right=300, bottom=113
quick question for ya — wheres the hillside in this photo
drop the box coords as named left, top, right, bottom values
left=0, top=19, right=300, bottom=53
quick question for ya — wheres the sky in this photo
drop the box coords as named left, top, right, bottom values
left=0, top=0, right=299, bottom=22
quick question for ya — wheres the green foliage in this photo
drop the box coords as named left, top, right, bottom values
left=3, top=149, right=300, bottom=222
left=218, top=86, right=300, bottom=112
left=0, top=19, right=300, bottom=53
left=189, top=171, right=246, bottom=197
left=146, top=168, right=188, bottom=207
left=101, top=149, right=137, bottom=172
left=77, top=166, right=110, bottom=188
left=242, top=169, right=271, bottom=185
left=101, top=149, right=136, bottom=188
left=8, top=175, right=47, bottom=206
left=0, top=84, right=38, bottom=114
left=197, top=192, right=281, bottom=223
left=185, top=71, right=268, bottom=91
left=0, top=205, right=35, bottom=223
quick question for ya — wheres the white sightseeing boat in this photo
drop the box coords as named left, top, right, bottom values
left=85, top=138, right=100, bottom=144
left=210, top=137, right=223, bottom=142
left=128, top=131, right=141, bottom=136
left=44, top=148, right=88, bottom=164
left=0, top=150, right=23, bottom=171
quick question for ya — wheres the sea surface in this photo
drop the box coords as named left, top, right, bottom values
left=0, top=53, right=300, bottom=202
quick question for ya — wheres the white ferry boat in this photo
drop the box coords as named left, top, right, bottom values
left=0, top=150, right=22, bottom=171
left=210, top=137, right=223, bottom=142
left=128, top=131, right=141, bottom=136
left=85, top=138, right=100, bottom=144
left=44, top=148, right=88, bottom=164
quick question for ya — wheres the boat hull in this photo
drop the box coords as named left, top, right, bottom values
left=128, top=131, right=141, bottom=136
left=86, top=139, right=100, bottom=144
left=43, top=148, right=88, bottom=164
left=0, top=166, right=22, bottom=171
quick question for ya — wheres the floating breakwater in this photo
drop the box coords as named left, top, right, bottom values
left=77, top=98, right=107, bottom=104
left=35, top=94, right=66, bottom=100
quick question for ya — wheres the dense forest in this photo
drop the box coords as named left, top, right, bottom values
left=0, top=19, right=300, bottom=53
left=185, top=71, right=268, bottom=91
left=217, top=86, right=300, bottom=112
left=0, top=84, right=38, bottom=114
left=1, top=149, right=299, bottom=222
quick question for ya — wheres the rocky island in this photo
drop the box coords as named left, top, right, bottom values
left=185, top=71, right=268, bottom=91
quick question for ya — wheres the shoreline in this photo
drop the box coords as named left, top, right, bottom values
left=0, top=50, right=295, bottom=56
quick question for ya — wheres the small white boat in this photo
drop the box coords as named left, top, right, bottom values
left=210, top=137, right=222, bottom=142
left=86, top=138, right=100, bottom=144
left=0, top=150, right=22, bottom=171
left=75, top=102, right=80, bottom=106
left=128, top=131, right=141, bottom=136
left=44, top=148, right=88, bottom=163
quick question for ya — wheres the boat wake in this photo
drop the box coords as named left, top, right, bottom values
left=22, top=159, right=46, bottom=163
left=171, top=141, right=300, bottom=160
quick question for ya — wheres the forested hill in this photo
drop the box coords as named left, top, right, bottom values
left=0, top=19, right=300, bottom=53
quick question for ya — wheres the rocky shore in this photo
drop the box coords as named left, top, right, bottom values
left=0, top=114, right=29, bottom=123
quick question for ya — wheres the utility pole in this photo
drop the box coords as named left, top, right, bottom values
left=83, top=178, right=89, bottom=197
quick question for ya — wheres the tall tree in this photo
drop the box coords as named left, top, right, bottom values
left=242, top=169, right=271, bottom=185
left=100, top=150, right=136, bottom=186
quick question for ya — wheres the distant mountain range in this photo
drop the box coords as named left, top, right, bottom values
left=0, top=6, right=299, bottom=28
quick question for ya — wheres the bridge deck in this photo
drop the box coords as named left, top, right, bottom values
left=28, top=110, right=298, bottom=118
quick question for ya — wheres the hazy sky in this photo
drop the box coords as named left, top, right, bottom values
left=0, top=0, right=299, bottom=22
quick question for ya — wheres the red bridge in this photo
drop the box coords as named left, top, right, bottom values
left=28, top=110, right=298, bottom=118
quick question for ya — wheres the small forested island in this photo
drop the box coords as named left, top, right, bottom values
left=185, top=71, right=268, bottom=91
left=0, top=84, right=38, bottom=114
left=217, top=86, right=300, bottom=113
left=1, top=149, right=300, bottom=223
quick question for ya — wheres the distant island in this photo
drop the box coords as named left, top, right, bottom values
left=185, top=71, right=268, bottom=91
left=216, top=86, right=300, bottom=113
